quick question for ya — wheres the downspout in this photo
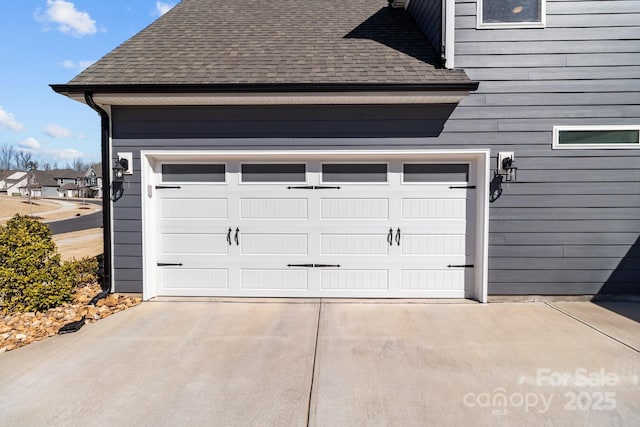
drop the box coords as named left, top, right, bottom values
left=84, top=93, right=112, bottom=301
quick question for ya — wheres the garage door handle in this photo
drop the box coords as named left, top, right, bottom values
left=226, top=228, right=232, bottom=245
left=395, top=228, right=401, bottom=246
left=157, top=263, right=183, bottom=267
left=387, top=228, right=393, bottom=246
left=287, top=264, right=315, bottom=268
left=155, top=185, right=182, bottom=189
left=447, top=264, right=474, bottom=268
left=234, top=228, right=240, bottom=245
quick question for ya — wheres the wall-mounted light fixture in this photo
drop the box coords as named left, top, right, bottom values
left=112, top=158, right=128, bottom=182
left=497, top=152, right=518, bottom=182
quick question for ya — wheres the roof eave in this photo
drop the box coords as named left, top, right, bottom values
left=51, top=82, right=479, bottom=106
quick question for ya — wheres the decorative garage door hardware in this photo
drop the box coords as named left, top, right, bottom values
left=155, top=185, right=182, bottom=189
left=387, top=228, right=401, bottom=246
left=157, top=263, right=183, bottom=267
left=447, top=264, right=475, bottom=268
left=287, top=185, right=341, bottom=190
left=226, top=228, right=241, bottom=245
left=449, top=185, right=476, bottom=189
left=287, top=264, right=341, bottom=268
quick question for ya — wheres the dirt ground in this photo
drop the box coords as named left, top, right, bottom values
left=53, top=228, right=104, bottom=261
left=0, top=195, right=100, bottom=224
left=0, top=195, right=60, bottom=218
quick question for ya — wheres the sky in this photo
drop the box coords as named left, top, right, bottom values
left=0, top=1, right=178, bottom=168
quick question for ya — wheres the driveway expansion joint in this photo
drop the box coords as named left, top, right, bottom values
left=544, top=301, right=640, bottom=355
left=306, top=300, right=322, bottom=427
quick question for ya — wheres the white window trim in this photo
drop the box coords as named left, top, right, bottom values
left=552, top=125, right=640, bottom=150
left=477, top=0, right=546, bottom=29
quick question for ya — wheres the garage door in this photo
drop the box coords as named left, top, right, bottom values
left=152, top=159, right=475, bottom=298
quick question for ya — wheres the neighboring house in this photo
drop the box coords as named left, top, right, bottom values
left=17, top=169, right=79, bottom=198
left=81, top=164, right=103, bottom=198
left=0, top=171, right=27, bottom=195
left=51, top=0, right=640, bottom=301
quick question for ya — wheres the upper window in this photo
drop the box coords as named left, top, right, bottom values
left=478, top=0, right=545, bottom=28
left=322, top=163, right=388, bottom=183
left=553, top=126, right=640, bottom=150
left=162, top=164, right=226, bottom=182
left=241, top=163, right=306, bottom=183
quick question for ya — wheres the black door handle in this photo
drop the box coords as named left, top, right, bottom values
left=387, top=228, right=393, bottom=246
left=226, top=228, right=232, bottom=246
left=234, top=227, right=239, bottom=246
left=395, top=228, right=401, bottom=246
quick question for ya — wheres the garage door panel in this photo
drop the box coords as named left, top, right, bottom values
left=320, top=234, right=389, bottom=255
left=321, top=198, right=389, bottom=219
left=161, top=233, right=229, bottom=255
left=160, top=198, right=228, bottom=219
left=160, top=268, right=229, bottom=290
left=240, top=233, right=308, bottom=255
left=401, top=234, right=466, bottom=255
left=320, top=269, right=389, bottom=290
left=241, top=269, right=308, bottom=290
left=401, top=269, right=465, bottom=291
left=402, top=198, right=467, bottom=220
left=240, top=198, right=308, bottom=219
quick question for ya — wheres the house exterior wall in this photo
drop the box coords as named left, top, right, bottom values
left=108, top=0, right=640, bottom=296
left=446, top=0, right=640, bottom=294
left=407, top=0, right=441, bottom=53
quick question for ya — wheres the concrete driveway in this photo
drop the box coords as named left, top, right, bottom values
left=0, top=300, right=638, bottom=426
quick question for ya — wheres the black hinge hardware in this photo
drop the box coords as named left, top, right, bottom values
left=155, top=185, right=182, bottom=189
left=447, top=264, right=475, bottom=268
left=287, top=264, right=341, bottom=268
left=287, top=185, right=341, bottom=190
left=157, top=263, right=183, bottom=267
left=449, top=185, right=476, bottom=189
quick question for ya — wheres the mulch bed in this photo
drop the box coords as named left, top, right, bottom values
left=0, top=284, right=141, bottom=353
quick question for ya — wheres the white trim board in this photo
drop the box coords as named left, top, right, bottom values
left=140, top=149, right=490, bottom=302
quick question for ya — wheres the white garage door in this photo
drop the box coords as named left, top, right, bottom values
left=152, top=158, right=476, bottom=298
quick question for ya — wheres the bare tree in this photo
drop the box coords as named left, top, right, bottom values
left=0, top=144, right=15, bottom=170
left=41, top=161, right=52, bottom=171
left=16, top=151, right=34, bottom=171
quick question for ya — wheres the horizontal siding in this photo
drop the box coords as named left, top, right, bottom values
left=454, top=0, right=640, bottom=295
left=407, top=0, right=442, bottom=53
left=109, top=1, right=639, bottom=297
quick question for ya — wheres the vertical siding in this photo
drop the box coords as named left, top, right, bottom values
left=407, top=0, right=442, bottom=53
left=449, top=0, right=640, bottom=294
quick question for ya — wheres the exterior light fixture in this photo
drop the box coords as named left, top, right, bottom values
left=112, top=158, right=128, bottom=182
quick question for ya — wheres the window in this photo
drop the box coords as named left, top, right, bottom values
left=322, top=163, right=388, bottom=183
left=403, top=164, right=469, bottom=183
left=241, top=163, right=306, bottom=183
left=478, top=0, right=545, bottom=28
left=162, top=164, right=226, bottom=182
left=553, top=126, right=640, bottom=150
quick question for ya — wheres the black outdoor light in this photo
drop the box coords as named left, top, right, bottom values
left=112, top=158, right=128, bottom=182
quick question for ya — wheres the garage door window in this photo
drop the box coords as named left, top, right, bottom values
left=162, top=164, right=226, bottom=183
left=322, top=163, right=388, bottom=183
left=403, top=164, right=469, bottom=183
left=241, top=163, right=306, bottom=183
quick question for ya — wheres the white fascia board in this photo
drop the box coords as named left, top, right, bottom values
left=443, top=0, right=455, bottom=69
left=83, top=91, right=470, bottom=106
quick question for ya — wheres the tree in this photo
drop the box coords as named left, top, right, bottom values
left=0, top=144, right=15, bottom=170
left=15, top=151, right=36, bottom=171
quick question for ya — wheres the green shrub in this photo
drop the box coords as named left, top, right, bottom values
left=0, top=215, right=75, bottom=313
left=66, top=256, right=100, bottom=287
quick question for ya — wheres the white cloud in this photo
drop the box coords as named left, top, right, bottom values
left=51, top=148, right=83, bottom=160
left=0, top=106, right=24, bottom=131
left=42, top=0, right=97, bottom=37
left=154, top=1, right=176, bottom=16
left=44, top=124, right=72, bottom=138
left=18, top=137, right=41, bottom=150
left=62, top=59, right=93, bottom=69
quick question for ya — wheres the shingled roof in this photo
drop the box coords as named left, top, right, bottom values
left=62, top=0, right=470, bottom=87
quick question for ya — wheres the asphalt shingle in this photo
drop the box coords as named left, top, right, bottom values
left=67, top=0, right=469, bottom=86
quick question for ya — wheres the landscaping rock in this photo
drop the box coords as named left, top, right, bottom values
left=0, top=283, right=141, bottom=352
